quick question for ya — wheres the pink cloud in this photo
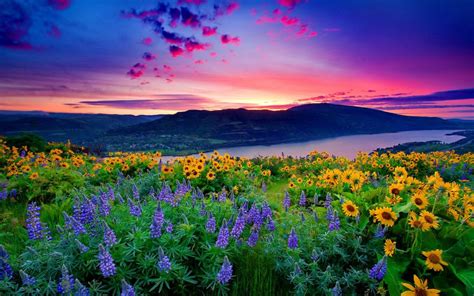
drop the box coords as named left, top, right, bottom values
left=281, top=16, right=299, bottom=26
left=278, top=0, right=303, bottom=8
left=142, top=52, right=156, bottom=61
left=170, top=45, right=184, bottom=57
left=221, top=34, right=240, bottom=45
left=127, top=63, right=146, bottom=79
left=225, top=2, right=240, bottom=15
left=202, top=26, right=218, bottom=36
left=185, top=40, right=209, bottom=52
left=142, top=37, right=153, bottom=45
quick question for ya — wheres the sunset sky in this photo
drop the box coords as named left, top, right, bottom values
left=1, top=0, right=473, bottom=119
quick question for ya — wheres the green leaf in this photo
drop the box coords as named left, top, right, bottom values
left=384, top=256, right=410, bottom=295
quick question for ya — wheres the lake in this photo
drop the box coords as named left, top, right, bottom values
left=166, top=130, right=463, bottom=160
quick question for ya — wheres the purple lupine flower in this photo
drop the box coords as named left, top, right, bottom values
left=80, top=198, right=96, bottom=225
left=128, top=198, right=142, bottom=217
left=288, top=228, right=298, bottom=249
left=216, top=220, right=229, bottom=248
left=150, top=204, right=164, bottom=238
left=75, top=239, right=89, bottom=253
left=117, top=193, right=125, bottom=204
left=247, top=229, right=259, bottom=247
left=262, top=202, right=272, bottom=219
left=103, top=223, right=117, bottom=247
left=313, top=193, right=319, bottom=205
left=301, top=213, right=306, bottom=222
left=98, top=192, right=111, bottom=217
left=324, top=193, right=332, bottom=208
left=299, top=191, right=306, bottom=207
left=283, top=191, right=291, bottom=211
left=9, top=189, right=17, bottom=198
left=339, top=196, right=344, bottom=204
left=326, top=205, right=334, bottom=221
left=0, top=246, right=13, bottom=281
left=328, top=210, right=340, bottom=231
left=75, top=279, right=90, bottom=296
left=206, top=213, right=216, bottom=233
left=369, top=257, right=387, bottom=281
left=230, top=214, right=245, bottom=239
left=158, top=183, right=173, bottom=203
left=108, top=187, right=115, bottom=201
left=218, top=190, right=227, bottom=203
left=216, top=256, right=233, bottom=285
left=266, top=218, right=275, bottom=232
left=42, top=224, right=52, bottom=241
left=332, top=281, right=342, bottom=296
left=20, top=270, right=36, bottom=286
left=57, top=265, right=74, bottom=294
left=26, top=202, right=43, bottom=240
left=165, top=221, right=173, bottom=233
left=132, top=184, right=140, bottom=200
left=374, top=225, right=387, bottom=239
left=261, top=182, right=267, bottom=192
left=157, top=248, right=171, bottom=273
left=313, top=211, right=319, bottom=222
left=121, top=280, right=135, bottom=296
left=71, top=216, right=87, bottom=236
left=0, top=190, right=7, bottom=201
left=98, top=245, right=116, bottom=277
left=175, top=179, right=191, bottom=197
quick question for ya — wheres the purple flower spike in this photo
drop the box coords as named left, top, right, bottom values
left=217, top=256, right=233, bottom=285
left=288, top=228, right=298, bottom=249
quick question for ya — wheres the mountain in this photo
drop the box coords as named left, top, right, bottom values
left=0, top=111, right=164, bottom=144
left=106, top=103, right=474, bottom=153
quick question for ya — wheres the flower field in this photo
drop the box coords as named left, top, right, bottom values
left=0, top=139, right=473, bottom=295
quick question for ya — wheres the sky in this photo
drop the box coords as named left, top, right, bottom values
left=0, top=0, right=473, bottom=119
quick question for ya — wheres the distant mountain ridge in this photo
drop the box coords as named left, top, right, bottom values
left=111, top=103, right=465, bottom=139
left=1, top=104, right=473, bottom=153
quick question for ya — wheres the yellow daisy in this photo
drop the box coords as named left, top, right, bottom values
left=342, top=200, right=359, bottom=217
left=420, top=210, right=439, bottom=231
left=422, top=249, right=448, bottom=271
left=371, top=207, right=398, bottom=227
left=401, top=275, right=440, bottom=296
left=411, top=191, right=429, bottom=209
left=384, top=239, right=396, bottom=257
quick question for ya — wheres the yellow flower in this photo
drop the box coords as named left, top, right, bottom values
left=342, top=200, right=359, bottom=217
left=206, top=171, right=216, bottom=181
left=386, top=195, right=402, bottom=205
left=422, top=249, right=448, bottom=271
left=411, top=191, right=429, bottom=209
left=29, top=172, right=39, bottom=180
left=289, top=182, right=295, bottom=189
left=384, top=239, right=396, bottom=257
left=389, top=183, right=403, bottom=196
left=370, top=207, right=398, bottom=227
left=408, top=211, right=424, bottom=229
left=60, top=162, right=69, bottom=169
left=420, top=210, right=439, bottom=231
left=401, top=275, right=440, bottom=296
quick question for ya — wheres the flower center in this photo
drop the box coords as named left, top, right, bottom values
left=424, top=215, right=434, bottom=224
left=391, top=188, right=400, bottom=195
left=415, top=288, right=428, bottom=296
left=347, top=205, right=355, bottom=212
left=428, top=253, right=440, bottom=264
left=382, top=212, right=392, bottom=220
left=415, top=198, right=423, bottom=205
